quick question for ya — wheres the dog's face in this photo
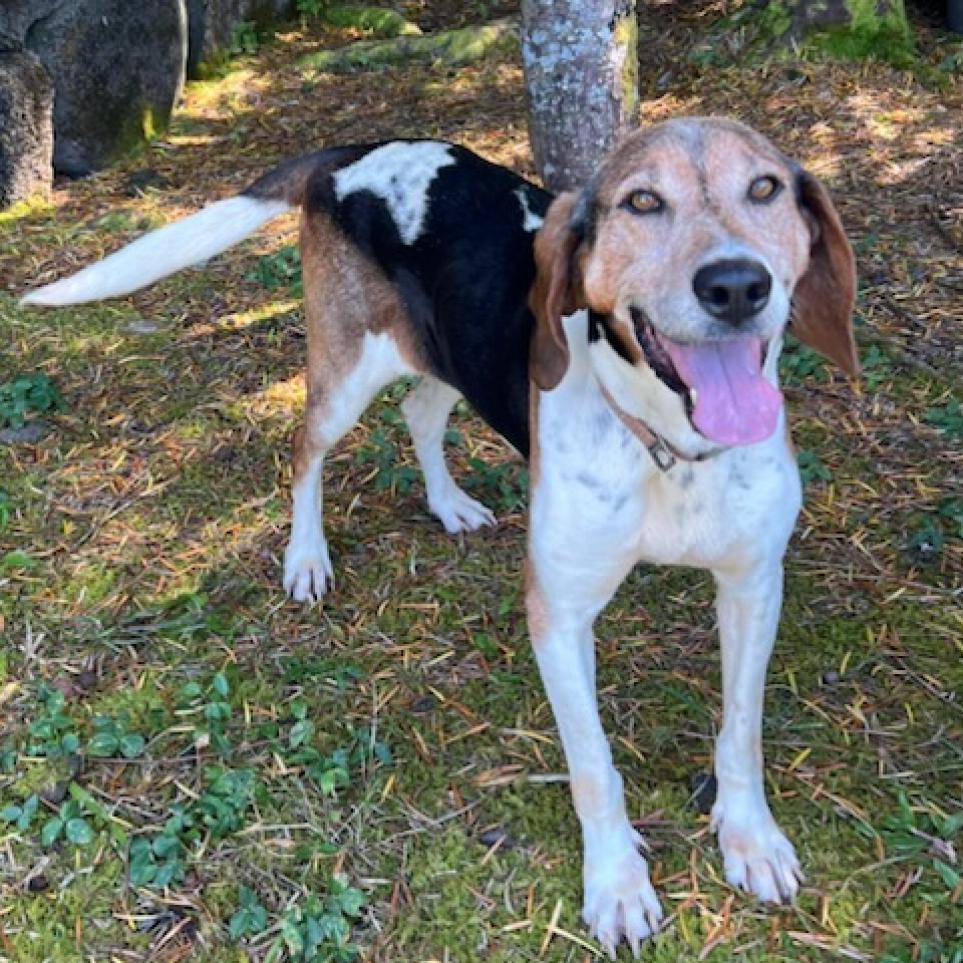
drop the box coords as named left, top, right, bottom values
left=530, top=117, right=858, bottom=454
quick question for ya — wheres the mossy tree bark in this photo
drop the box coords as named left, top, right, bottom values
left=521, top=0, right=638, bottom=193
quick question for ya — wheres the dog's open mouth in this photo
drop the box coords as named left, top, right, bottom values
left=630, top=308, right=783, bottom=447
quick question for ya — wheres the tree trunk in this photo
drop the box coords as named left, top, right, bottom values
left=521, top=0, right=638, bottom=193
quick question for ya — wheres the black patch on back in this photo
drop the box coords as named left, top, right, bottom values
left=310, top=142, right=553, bottom=457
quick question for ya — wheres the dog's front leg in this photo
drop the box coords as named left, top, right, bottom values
left=710, top=562, right=803, bottom=903
left=527, top=565, right=663, bottom=957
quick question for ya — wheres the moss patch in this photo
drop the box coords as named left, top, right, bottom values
left=298, top=19, right=518, bottom=73
left=807, top=0, right=914, bottom=65
left=700, top=0, right=915, bottom=67
left=323, top=6, right=423, bottom=37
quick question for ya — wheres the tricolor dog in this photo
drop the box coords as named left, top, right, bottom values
left=23, top=117, right=857, bottom=956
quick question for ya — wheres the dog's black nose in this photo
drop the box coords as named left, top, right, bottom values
left=693, top=258, right=772, bottom=325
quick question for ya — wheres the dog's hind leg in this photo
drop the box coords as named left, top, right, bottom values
left=285, top=197, right=429, bottom=603
left=284, top=331, right=414, bottom=603
left=402, top=376, right=495, bottom=533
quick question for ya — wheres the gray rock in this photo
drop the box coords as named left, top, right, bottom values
left=186, top=0, right=295, bottom=77
left=0, top=420, right=51, bottom=445
left=0, top=1, right=56, bottom=52
left=24, top=0, right=188, bottom=177
left=0, top=51, right=53, bottom=208
left=124, top=318, right=162, bottom=334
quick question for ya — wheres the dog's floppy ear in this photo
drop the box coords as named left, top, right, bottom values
left=529, top=192, right=586, bottom=391
left=791, top=169, right=859, bottom=378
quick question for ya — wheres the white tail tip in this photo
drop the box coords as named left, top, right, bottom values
left=20, top=195, right=289, bottom=307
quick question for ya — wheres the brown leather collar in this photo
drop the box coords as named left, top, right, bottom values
left=598, top=383, right=720, bottom=472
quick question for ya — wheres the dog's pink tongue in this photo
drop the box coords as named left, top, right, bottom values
left=659, top=336, right=783, bottom=446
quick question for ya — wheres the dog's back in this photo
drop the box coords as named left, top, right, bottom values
left=23, top=140, right=551, bottom=453
left=273, top=142, right=550, bottom=454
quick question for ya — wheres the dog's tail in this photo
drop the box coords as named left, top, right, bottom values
left=20, top=195, right=291, bottom=306
left=19, top=147, right=363, bottom=307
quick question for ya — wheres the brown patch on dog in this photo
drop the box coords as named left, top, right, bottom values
left=291, top=423, right=310, bottom=485
left=524, top=556, right=550, bottom=648
left=244, top=146, right=368, bottom=207
left=302, top=209, right=365, bottom=394
left=295, top=214, right=363, bottom=482
left=570, top=774, right=606, bottom=818
left=302, top=211, right=401, bottom=383
left=581, top=124, right=712, bottom=318
left=791, top=170, right=859, bottom=377
left=527, top=378, right=542, bottom=489
left=529, top=192, right=586, bottom=391
left=292, top=201, right=429, bottom=487
left=586, top=124, right=684, bottom=202
left=300, top=204, right=430, bottom=397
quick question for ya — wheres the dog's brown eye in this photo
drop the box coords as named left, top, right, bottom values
left=748, top=176, right=782, bottom=203
left=625, top=190, right=663, bottom=215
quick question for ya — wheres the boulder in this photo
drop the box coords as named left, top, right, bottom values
left=0, top=1, right=46, bottom=53
left=186, top=0, right=295, bottom=77
left=0, top=51, right=54, bottom=208
left=24, top=0, right=188, bottom=177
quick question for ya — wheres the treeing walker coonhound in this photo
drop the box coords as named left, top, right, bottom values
left=22, top=117, right=858, bottom=956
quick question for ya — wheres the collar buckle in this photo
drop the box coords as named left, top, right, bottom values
left=647, top=437, right=677, bottom=472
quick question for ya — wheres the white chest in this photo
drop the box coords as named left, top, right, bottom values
left=534, top=386, right=802, bottom=572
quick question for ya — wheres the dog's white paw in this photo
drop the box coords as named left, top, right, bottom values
left=283, top=541, right=334, bottom=603
left=582, top=832, right=664, bottom=959
left=713, top=801, right=803, bottom=903
left=428, top=485, right=496, bottom=534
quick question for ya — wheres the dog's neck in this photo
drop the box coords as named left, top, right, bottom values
left=595, top=382, right=722, bottom=472
left=578, top=324, right=715, bottom=462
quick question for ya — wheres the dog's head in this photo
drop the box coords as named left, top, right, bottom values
left=530, top=117, right=857, bottom=455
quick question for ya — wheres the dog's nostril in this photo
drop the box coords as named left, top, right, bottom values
left=747, top=282, right=768, bottom=305
left=693, top=259, right=772, bottom=324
